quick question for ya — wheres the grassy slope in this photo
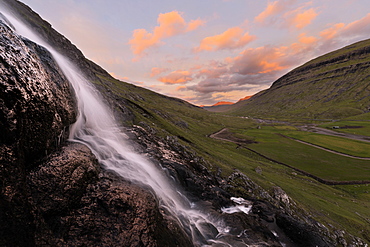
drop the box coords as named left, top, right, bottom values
left=286, top=131, right=370, bottom=157
left=225, top=39, right=370, bottom=119
left=319, top=120, right=370, bottom=136
left=94, top=73, right=370, bottom=243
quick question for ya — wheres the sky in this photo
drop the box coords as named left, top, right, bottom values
left=20, top=0, right=370, bottom=106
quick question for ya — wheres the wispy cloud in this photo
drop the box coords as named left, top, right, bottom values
left=286, top=8, right=318, bottom=29
left=128, top=11, right=205, bottom=58
left=150, top=67, right=169, bottom=77
left=298, top=33, right=318, bottom=44
left=158, top=70, right=193, bottom=84
left=320, top=23, right=345, bottom=40
left=255, top=0, right=318, bottom=29
left=194, top=27, right=256, bottom=52
left=254, top=0, right=294, bottom=24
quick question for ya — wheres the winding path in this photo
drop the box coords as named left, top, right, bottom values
left=209, top=128, right=370, bottom=185
left=279, top=134, right=370, bottom=160
left=299, top=125, right=370, bottom=143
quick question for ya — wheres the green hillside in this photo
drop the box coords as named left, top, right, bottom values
left=226, top=39, right=370, bottom=119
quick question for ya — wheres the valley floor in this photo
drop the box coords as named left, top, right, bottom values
left=299, top=125, right=370, bottom=143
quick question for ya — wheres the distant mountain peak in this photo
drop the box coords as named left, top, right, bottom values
left=213, top=101, right=234, bottom=106
left=238, top=95, right=253, bottom=102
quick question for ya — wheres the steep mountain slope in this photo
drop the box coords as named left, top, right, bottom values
left=227, top=39, right=370, bottom=119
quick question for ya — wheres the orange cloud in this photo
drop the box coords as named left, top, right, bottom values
left=320, top=13, right=370, bottom=41
left=158, top=70, right=193, bottom=84
left=155, top=11, right=187, bottom=37
left=231, top=46, right=290, bottom=75
left=288, top=8, right=318, bottom=29
left=342, top=13, right=370, bottom=37
left=176, top=85, right=187, bottom=91
left=187, top=19, right=206, bottom=31
left=255, top=1, right=317, bottom=29
left=195, top=27, right=256, bottom=52
left=150, top=67, right=169, bottom=77
left=259, top=60, right=287, bottom=74
left=320, top=23, right=345, bottom=40
left=129, top=11, right=204, bottom=56
left=298, top=33, right=318, bottom=44
left=254, top=0, right=289, bottom=23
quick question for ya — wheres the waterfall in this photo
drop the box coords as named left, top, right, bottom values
left=0, top=6, right=234, bottom=246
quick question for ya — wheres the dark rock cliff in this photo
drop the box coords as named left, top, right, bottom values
left=0, top=16, right=190, bottom=247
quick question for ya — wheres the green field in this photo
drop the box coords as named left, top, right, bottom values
left=286, top=131, right=370, bottom=158
left=231, top=126, right=370, bottom=181
left=319, top=120, right=370, bottom=137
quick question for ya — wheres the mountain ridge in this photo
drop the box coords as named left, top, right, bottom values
left=225, top=39, right=370, bottom=119
left=202, top=95, right=253, bottom=112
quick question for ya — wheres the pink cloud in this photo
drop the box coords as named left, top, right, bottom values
left=187, top=19, right=206, bottom=31
left=158, top=70, right=193, bottom=84
left=298, top=33, right=318, bottom=44
left=128, top=11, right=204, bottom=57
left=255, top=0, right=318, bottom=29
left=320, top=23, right=345, bottom=40
left=150, top=67, right=169, bottom=77
left=194, top=27, right=256, bottom=52
left=176, top=85, right=187, bottom=91
left=320, top=13, right=370, bottom=42
left=287, top=8, right=318, bottom=29
left=181, top=12, right=370, bottom=105
left=254, top=0, right=292, bottom=23
left=341, top=13, right=370, bottom=38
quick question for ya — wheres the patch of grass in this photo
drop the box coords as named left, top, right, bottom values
left=344, top=112, right=370, bottom=121
left=286, top=131, right=370, bottom=157
left=234, top=126, right=370, bottom=181
left=319, top=120, right=370, bottom=137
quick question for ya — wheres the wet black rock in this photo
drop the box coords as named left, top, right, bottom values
left=0, top=20, right=76, bottom=165
left=29, top=143, right=192, bottom=247
left=0, top=18, right=76, bottom=246
left=0, top=16, right=190, bottom=246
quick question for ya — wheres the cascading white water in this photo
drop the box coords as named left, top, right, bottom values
left=0, top=6, right=233, bottom=246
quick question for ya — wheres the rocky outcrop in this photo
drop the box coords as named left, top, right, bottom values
left=28, top=143, right=191, bottom=247
left=0, top=17, right=76, bottom=245
left=0, top=17, right=190, bottom=247
left=0, top=19, right=76, bottom=165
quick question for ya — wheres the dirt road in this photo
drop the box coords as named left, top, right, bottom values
left=280, top=134, right=370, bottom=160
left=299, top=125, right=370, bottom=143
